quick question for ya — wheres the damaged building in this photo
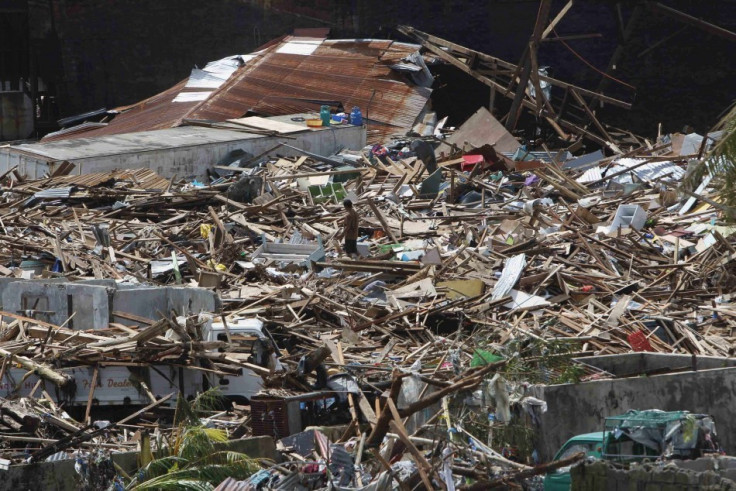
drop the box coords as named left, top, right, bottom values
left=0, top=2, right=734, bottom=490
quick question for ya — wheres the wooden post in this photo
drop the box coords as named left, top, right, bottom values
left=506, top=0, right=553, bottom=130
left=85, top=366, right=99, bottom=424
left=0, top=348, right=71, bottom=387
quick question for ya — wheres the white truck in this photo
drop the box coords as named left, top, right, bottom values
left=201, top=316, right=282, bottom=404
left=0, top=317, right=275, bottom=407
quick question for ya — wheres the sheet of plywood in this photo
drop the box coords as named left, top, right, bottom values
left=228, top=116, right=307, bottom=134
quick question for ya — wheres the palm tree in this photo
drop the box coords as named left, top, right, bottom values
left=689, top=103, right=736, bottom=220
left=125, top=392, right=264, bottom=490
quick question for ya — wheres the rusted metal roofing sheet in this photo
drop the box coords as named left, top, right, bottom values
left=190, top=39, right=430, bottom=143
left=42, top=79, right=197, bottom=142
left=46, top=36, right=430, bottom=145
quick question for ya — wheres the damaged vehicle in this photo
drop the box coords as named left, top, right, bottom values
left=544, top=409, right=721, bottom=490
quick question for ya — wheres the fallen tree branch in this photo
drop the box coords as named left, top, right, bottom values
left=458, top=451, right=585, bottom=490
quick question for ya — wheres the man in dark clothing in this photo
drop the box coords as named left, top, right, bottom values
left=342, top=199, right=359, bottom=258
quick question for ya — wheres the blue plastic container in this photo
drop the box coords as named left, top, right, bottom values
left=350, top=106, right=362, bottom=126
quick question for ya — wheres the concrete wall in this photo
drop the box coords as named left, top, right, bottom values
left=1, top=279, right=218, bottom=329
left=572, top=458, right=736, bottom=490
left=576, top=353, right=736, bottom=377
left=2, top=435, right=277, bottom=491
left=530, top=367, right=736, bottom=461
left=0, top=124, right=366, bottom=180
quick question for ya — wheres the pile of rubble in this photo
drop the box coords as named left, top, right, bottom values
left=0, top=98, right=732, bottom=488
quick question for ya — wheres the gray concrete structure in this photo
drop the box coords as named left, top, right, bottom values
left=64, top=283, right=111, bottom=330
left=111, top=286, right=168, bottom=325
left=3, top=436, right=277, bottom=491
left=166, top=286, right=217, bottom=316
left=0, top=115, right=366, bottom=180
left=575, top=352, right=736, bottom=377
left=530, top=353, right=736, bottom=461
left=1, top=279, right=218, bottom=328
left=572, top=457, right=736, bottom=490
left=3, top=280, right=70, bottom=325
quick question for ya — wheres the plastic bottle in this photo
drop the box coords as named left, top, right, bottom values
left=350, top=106, right=362, bottom=126
left=320, top=105, right=331, bottom=127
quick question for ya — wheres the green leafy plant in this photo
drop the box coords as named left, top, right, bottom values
left=686, top=103, right=736, bottom=221
left=125, top=391, right=263, bottom=490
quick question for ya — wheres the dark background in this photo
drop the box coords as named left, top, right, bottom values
left=4, top=0, right=735, bottom=139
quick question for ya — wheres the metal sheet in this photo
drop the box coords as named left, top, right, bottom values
left=448, top=107, right=520, bottom=154
left=172, top=91, right=212, bottom=103
left=276, top=39, right=322, bottom=55
left=45, top=37, right=429, bottom=145
left=33, top=187, right=74, bottom=199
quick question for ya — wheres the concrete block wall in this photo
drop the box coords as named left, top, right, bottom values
left=3, top=280, right=70, bottom=326
left=572, top=459, right=736, bottom=491
left=576, top=353, right=736, bottom=377
left=0, top=124, right=366, bottom=180
left=111, top=286, right=168, bottom=325
left=0, top=280, right=218, bottom=329
left=64, top=283, right=111, bottom=330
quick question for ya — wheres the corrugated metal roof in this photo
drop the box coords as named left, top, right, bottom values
left=576, top=158, right=685, bottom=185
left=45, top=36, right=430, bottom=145
left=42, top=79, right=199, bottom=142
left=42, top=122, right=108, bottom=140
left=33, top=187, right=74, bottom=199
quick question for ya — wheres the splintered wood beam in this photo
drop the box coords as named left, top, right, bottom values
left=507, top=0, right=552, bottom=130
left=647, top=1, right=736, bottom=42
left=528, top=42, right=546, bottom=115
left=541, top=32, right=603, bottom=43
left=396, top=25, right=632, bottom=109
left=541, top=0, right=574, bottom=39
left=0, top=347, right=71, bottom=387
left=569, top=88, right=618, bottom=150
left=367, top=198, right=399, bottom=243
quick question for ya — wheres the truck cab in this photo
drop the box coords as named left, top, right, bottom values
left=543, top=432, right=605, bottom=491
left=544, top=409, right=721, bottom=490
left=203, top=317, right=279, bottom=403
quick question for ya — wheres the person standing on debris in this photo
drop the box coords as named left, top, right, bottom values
left=342, top=199, right=359, bottom=259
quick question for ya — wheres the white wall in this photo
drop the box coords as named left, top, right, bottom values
left=0, top=124, right=366, bottom=180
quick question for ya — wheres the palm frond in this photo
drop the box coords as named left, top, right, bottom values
left=133, top=478, right=215, bottom=491
left=138, top=462, right=257, bottom=487
left=190, top=450, right=263, bottom=472
left=130, top=417, right=261, bottom=490
left=178, top=426, right=227, bottom=462
left=137, top=455, right=188, bottom=481
left=191, top=388, right=225, bottom=414
left=691, top=103, right=736, bottom=218
left=174, top=393, right=201, bottom=427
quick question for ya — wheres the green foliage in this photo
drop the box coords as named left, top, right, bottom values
left=173, top=388, right=225, bottom=427
left=191, top=389, right=226, bottom=414
left=126, top=395, right=262, bottom=490
left=496, top=337, right=583, bottom=385
left=555, top=363, right=585, bottom=384
left=688, top=104, right=736, bottom=220
left=178, top=426, right=227, bottom=463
